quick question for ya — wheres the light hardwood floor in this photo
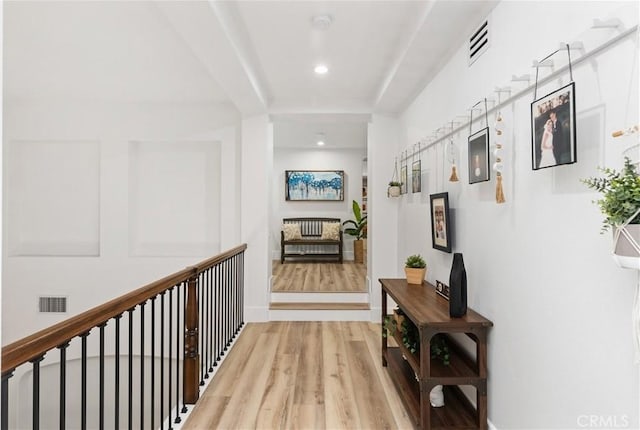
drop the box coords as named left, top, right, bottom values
left=182, top=322, right=414, bottom=430
left=271, top=261, right=367, bottom=293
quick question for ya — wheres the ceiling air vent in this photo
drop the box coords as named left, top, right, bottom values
left=469, top=20, right=489, bottom=66
left=39, top=296, right=67, bottom=313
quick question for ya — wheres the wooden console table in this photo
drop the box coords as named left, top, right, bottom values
left=380, top=278, right=493, bottom=429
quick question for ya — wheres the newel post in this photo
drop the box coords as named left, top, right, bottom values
left=184, top=270, right=200, bottom=404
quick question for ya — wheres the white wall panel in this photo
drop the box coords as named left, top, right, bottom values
left=128, top=141, right=220, bottom=256
left=7, top=140, right=100, bottom=256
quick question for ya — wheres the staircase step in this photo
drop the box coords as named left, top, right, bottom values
left=270, top=292, right=369, bottom=303
left=269, top=302, right=370, bottom=311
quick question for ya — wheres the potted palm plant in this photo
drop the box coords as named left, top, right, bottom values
left=342, top=200, right=367, bottom=263
left=582, top=156, right=640, bottom=269
left=405, top=254, right=427, bottom=284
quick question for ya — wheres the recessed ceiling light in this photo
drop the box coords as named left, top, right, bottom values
left=316, top=133, right=326, bottom=146
left=317, top=140, right=325, bottom=146
left=314, top=64, right=328, bottom=75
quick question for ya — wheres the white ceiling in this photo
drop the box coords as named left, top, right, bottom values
left=4, top=0, right=498, bottom=147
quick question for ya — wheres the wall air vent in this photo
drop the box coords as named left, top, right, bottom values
left=39, top=296, right=67, bottom=313
left=469, top=19, right=490, bottom=66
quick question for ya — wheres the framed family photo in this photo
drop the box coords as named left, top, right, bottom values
left=430, top=192, right=452, bottom=253
left=531, top=82, right=576, bottom=170
left=285, top=170, right=344, bottom=201
left=468, top=127, right=490, bottom=184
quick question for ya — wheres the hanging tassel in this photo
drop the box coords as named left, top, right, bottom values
left=449, top=165, right=459, bottom=182
left=495, top=173, right=506, bottom=203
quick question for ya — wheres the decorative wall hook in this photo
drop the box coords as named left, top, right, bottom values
left=592, top=18, right=624, bottom=30
left=559, top=41, right=585, bottom=51
left=532, top=60, right=554, bottom=68
left=511, top=74, right=531, bottom=83
left=533, top=43, right=573, bottom=100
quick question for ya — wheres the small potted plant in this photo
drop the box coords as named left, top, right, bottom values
left=582, top=157, right=640, bottom=269
left=388, top=181, right=401, bottom=197
left=405, top=254, right=427, bottom=285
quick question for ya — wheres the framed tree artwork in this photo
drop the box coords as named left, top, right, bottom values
left=531, top=82, right=576, bottom=170
left=430, top=192, right=452, bottom=253
left=285, top=170, right=344, bottom=201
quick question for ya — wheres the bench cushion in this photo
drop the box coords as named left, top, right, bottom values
left=320, top=222, right=341, bottom=240
left=282, top=223, right=302, bottom=240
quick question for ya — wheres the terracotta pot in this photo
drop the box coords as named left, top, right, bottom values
left=405, top=267, right=426, bottom=285
left=388, top=186, right=401, bottom=197
left=613, top=224, right=640, bottom=270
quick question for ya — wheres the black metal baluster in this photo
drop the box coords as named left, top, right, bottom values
left=1, top=370, right=14, bottom=430
left=233, top=256, right=237, bottom=335
left=234, top=255, right=240, bottom=335
left=238, top=254, right=243, bottom=330
left=240, top=251, right=245, bottom=327
left=168, top=288, right=173, bottom=430
left=57, top=342, right=69, bottom=430
left=205, top=270, right=211, bottom=375
left=151, top=296, right=156, bottom=430
left=140, top=302, right=146, bottom=430
left=222, top=259, right=227, bottom=353
left=200, top=272, right=206, bottom=385
left=160, top=292, right=166, bottom=430
left=231, top=255, right=237, bottom=336
left=128, top=309, right=134, bottom=430
left=31, top=355, right=44, bottom=430
left=224, top=259, right=231, bottom=351
left=81, top=331, right=89, bottom=430
left=208, top=267, right=213, bottom=372
left=115, top=314, right=122, bottom=430
left=214, top=263, right=220, bottom=365
left=99, top=323, right=107, bottom=430
left=175, top=283, right=183, bottom=422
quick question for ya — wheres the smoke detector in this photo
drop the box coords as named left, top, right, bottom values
left=311, top=14, right=333, bottom=30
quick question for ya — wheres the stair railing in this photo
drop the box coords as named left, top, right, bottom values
left=1, top=243, right=246, bottom=430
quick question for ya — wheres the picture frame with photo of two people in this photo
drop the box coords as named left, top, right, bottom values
left=531, top=82, right=577, bottom=170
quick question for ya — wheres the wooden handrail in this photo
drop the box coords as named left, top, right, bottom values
left=1, top=243, right=248, bottom=374
left=189, top=244, right=247, bottom=272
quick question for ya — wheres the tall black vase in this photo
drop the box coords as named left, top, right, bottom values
left=449, top=253, right=467, bottom=318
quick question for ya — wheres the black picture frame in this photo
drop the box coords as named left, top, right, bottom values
left=412, top=160, right=421, bottom=193
left=430, top=192, right=452, bottom=253
left=531, top=82, right=576, bottom=170
left=400, top=165, right=408, bottom=194
left=468, top=127, right=490, bottom=184
left=285, top=170, right=344, bottom=201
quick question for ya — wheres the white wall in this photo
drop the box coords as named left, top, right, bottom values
left=395, top=1, right=639, bottom=428
left=367, top=115, right=402, bottom=319
left=2, top=101, right=241, bottom=343
left=271, top=147, right=366, bottom=260
left=241, top=115, right=272, bottom=322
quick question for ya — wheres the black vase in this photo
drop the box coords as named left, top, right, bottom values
left=449, top=253, right=467, bottom=318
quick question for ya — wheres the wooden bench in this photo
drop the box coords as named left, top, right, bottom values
left=281, top=217, right=343, bottom=263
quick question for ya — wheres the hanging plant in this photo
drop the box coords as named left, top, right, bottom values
left=388, top=158, right=401, bottom=197
left=581, top=157, right=640, bottom=233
